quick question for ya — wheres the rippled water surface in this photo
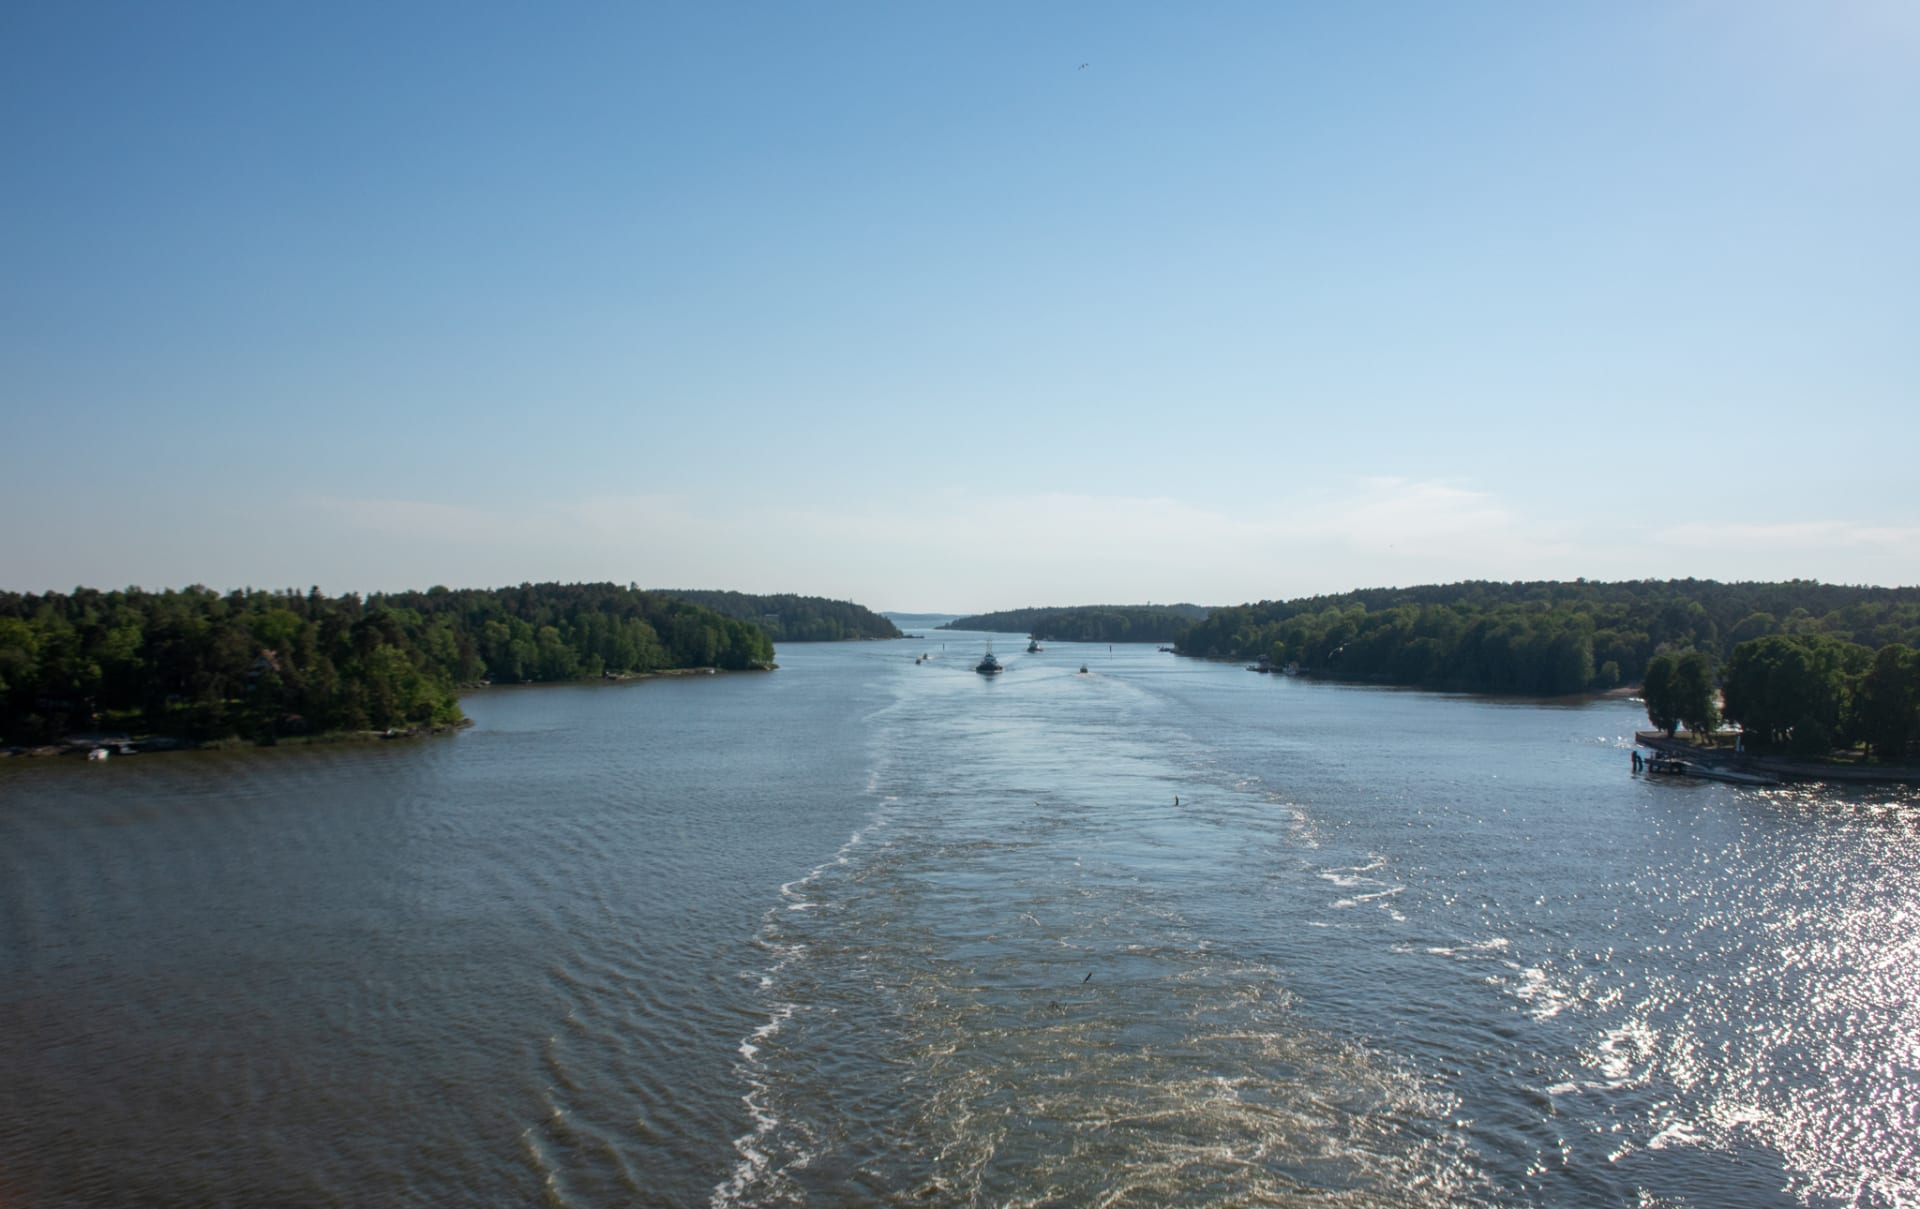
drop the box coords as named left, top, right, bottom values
left=3, top=636, right=1917, bottom=1207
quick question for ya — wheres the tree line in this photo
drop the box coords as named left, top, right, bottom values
left=653, top=590, right=900, bottom=642
left=939, top=604, right=1209, bottom=644
left=1178, top=579, right=1920, bottom=698
left=0, top=582, right=775, bottom=745
left=1643, top=635, right=1920, bottom=761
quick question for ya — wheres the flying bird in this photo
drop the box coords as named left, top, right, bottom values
left=1078, top=62, right=1089, bottom=70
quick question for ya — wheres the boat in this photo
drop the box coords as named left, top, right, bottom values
left=1642, top=754, right=1780, bottom=786
left=1026, top=638, right=1043, bottom=653
left=1697, top=766, right=1783, bottom=786
left=1079, top=664, right=1088, bottom=674
left=976, top=644, right=1003, bottom=675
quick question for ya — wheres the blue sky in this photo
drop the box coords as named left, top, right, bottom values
left=4, top=2, right=1916, bottom=612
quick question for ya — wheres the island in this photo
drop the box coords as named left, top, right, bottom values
left=0, top=582, right=780, bottom=750
left=651, top=590, right=900, bottom=642
left=939, top=604, right=1209, bottom=645
left=1180, top=578, right=1920, bottom=692
left=1179, top=578, right=1920, bottom=771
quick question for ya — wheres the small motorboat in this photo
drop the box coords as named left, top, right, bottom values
left=1641, top=753, right=1780, bottom=786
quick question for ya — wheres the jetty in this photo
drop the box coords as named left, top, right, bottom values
left=1635, top=731, right=1920, bottom=786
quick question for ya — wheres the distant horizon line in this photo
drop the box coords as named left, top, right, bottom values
left=7, top=576, right=1919, bottom=615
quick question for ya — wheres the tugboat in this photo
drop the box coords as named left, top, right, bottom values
left=1026, top=637, right=1043, bottom=654
left=975, top=643, right=1003, bottom=675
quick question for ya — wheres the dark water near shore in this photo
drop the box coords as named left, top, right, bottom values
left=4, top=636, right=1917, bottom=1207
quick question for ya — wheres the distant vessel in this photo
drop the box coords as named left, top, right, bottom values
left=1026, top=638, right=1043, bottom=653
left=976, top=644, right=1003, bottom=675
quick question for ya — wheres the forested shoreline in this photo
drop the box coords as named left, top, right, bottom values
left=1181, top=580, right=1920, bottom=693
left=1180, top=579, right=1920, bottom=762
left=940, top=604, right=1209, bottom=643
left=1640, top=634, right=1920, bottom=762
left=0, top=583, right=775, bottom=747
left=652, top=590, right=900, bottom=642
left=9, top=577, right=1918, bottom=764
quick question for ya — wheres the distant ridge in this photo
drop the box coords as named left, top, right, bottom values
left=655, top=590, right=901, bottom=642
left=882, top=612, right=959, bottom=628
left=939, top=604, right=1209, bottom=644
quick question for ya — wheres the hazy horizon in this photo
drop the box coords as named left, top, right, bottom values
left=6, top=4, right=1916, bottom=611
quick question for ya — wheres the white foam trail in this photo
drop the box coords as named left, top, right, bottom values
left=714, top=793, right=896, bottom=1207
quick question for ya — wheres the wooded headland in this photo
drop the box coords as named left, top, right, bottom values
left=0, top=582, right=798, bottom=747
left=939, top=604, right=1209, bottom=644
left=651, top=590, right=899, bottom=642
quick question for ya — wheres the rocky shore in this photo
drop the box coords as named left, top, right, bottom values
left=2, top=720, right=474, bottom=759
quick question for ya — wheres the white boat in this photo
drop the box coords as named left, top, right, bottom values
left=1643, top=754, right=1780, bottom=786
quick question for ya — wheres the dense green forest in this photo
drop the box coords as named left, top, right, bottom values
left=1646, top=634, right=1920, bottom=761
left=940, top=604, right=1210, bottom=643
left=1179, top=580, right=1920, bottom=697
left=653, top=590, right=900, bottom=642
left=0, top=582, right=774, bottom=746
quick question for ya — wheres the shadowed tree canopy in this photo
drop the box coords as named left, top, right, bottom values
left=939, top=604, right=1210, bottom=644
left=0, top=582, right=774, bottom=745
left=1851, top=645, right=1920, bottom=760
left=653, top=590, right=899, bottom=642
left=1719, top=633, right=1875, bottom=755
left=1643, top=654, right=1680, bottom=735
left=1179, top=579, right=1920, bottom=698
left=1671, top=650, right=1720, bottom=738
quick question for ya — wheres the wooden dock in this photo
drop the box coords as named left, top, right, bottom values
left=1634, top=731, right=1920, bottom=785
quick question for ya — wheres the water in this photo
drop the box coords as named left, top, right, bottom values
left=3, top=635, right=1916, bottom=1207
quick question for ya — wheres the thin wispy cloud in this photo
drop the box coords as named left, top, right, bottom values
left=297, top=478, right=1586, bottom=606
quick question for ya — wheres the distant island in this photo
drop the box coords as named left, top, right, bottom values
left=939, top=604, right=1210, bottom=644
left=651, top=590, right=900, bottom=642
left=0, top=582, right=780, bottom=750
